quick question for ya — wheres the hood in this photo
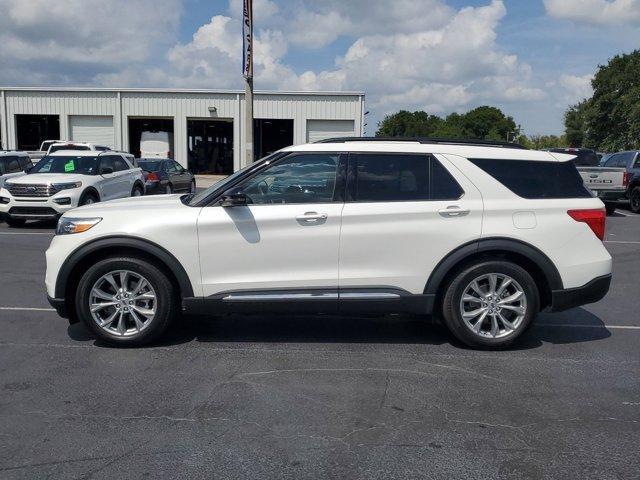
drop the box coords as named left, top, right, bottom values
left=67, top=194, right=189, bottom=216
left=6, top=173, right=87, bottom=185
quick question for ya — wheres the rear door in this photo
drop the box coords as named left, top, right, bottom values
left=110, top=155, right=133, bottom=198
left=339, top=153, right=483, bottom=300
left=196, top=152, right=345, bottom=306
left=96, top=156, right=119, bottom=200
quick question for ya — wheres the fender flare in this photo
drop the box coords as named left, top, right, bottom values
left=79, top=187, right=100, bottom=202
left=55, top=236, right=195, bottom=299
left=424, top=237, right=563, bottom=295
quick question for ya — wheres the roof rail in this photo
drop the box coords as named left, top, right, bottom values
left=314, top=136, right=528, bottom=150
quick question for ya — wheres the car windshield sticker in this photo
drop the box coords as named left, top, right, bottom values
left=64, top=160, right=75, bottom=172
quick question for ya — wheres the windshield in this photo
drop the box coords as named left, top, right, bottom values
left=48, top=145, right=91, bottom=153
left=186, top=153, right=281, bottom=206
left=137, top=160, right=163, bottom=171
left=30, top=155, right=99, bottom=175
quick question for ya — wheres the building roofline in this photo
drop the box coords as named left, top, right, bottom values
left=0, top=86, right=365, bottom=97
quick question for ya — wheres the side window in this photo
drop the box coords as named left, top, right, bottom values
left=351, top=153, right=463, bottom=202
left=633, top=153, right=640, bottom=169
left=165, top=161, right=178, bottom=173
left=241, top=153, right=339, bottom=205
left=619, top=152, right=634, bottom=168
left=7, top=158, right=21, bottom=173
left=112, top=156, right=129, bottom=172
left=20, top=157, right=31, bottom=169
left=98, top=156, right=115, bottom=173
left=173, top=161, right=185, bottom=172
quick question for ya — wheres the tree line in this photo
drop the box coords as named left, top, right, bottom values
left=376, top=49, right=640, bottom=152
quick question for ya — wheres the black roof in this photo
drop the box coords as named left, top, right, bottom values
left=314, top=137, right=528, bottom=150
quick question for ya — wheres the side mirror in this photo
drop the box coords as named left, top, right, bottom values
left=220, top=187, right=248, bottom=207
left=100, top=167, right=114, bottom=175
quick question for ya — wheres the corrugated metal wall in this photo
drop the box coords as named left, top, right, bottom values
left=0, top=88, right=364, bottom=170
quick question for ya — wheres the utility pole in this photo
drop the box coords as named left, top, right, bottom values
left=243, top=0, right=254, bottom=166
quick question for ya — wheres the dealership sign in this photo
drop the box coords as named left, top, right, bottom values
left=243, top=0, right=253, bottom=79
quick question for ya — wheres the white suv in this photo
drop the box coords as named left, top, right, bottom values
left=0, top=150, right=144, bottom=227
left=44, top=139, right=612, bottom=348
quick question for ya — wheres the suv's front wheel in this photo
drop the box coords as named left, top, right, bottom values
left=442, top=261, right=539, bottom=349
left=75, top=256, right=177, bottom=346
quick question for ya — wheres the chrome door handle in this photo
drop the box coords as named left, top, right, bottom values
left=438, top=206, right=470, bottom=217
left=296, top=212, right=328, bottom=223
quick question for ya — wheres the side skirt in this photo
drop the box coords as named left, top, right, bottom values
left=182, top=288, right=435, bottom=316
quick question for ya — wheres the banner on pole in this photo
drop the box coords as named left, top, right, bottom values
left=243, top=0, right=253, bottom=79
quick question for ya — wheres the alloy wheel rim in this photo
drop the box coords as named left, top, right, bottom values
left=89, top=270, right=157, bottom=337
left=460, top=273, right=527, bottom=339
left=133, top=189, right=142, bottom=197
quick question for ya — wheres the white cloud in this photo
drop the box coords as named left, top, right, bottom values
left=558, top=73, right=594, bottom=104
left=544, top=0, right=640, bottom=25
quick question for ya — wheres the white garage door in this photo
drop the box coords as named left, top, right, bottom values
left=306, top=120, right=355, bottom=143
left=69, top=116, right=115, bottom=148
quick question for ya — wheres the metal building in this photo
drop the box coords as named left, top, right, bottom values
left=0, top=87, right=365, bottom=173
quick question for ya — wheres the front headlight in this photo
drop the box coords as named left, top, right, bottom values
left=56, top=217, right=102, bottom=235
left=52, top=181, right=82, bottom=192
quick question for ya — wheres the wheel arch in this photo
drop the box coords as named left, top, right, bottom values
left=79, top=186, right=100, bottom=202
left=424, top=238, right=563, bottom=312
left=56, top=236, right=195, bottom=317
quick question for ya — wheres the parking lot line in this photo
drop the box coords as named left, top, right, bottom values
left=0, top=307, right=56, bottom=312
left=604, top=240, right=640, bottom=244
left=0, top=232, right=54, bottom=235
left=536, top=323, right=640, bottom=330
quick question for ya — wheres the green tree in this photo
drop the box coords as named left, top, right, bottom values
left=564, top=101, right=589, bottom=148
left=376, top=110, right=443, bottom=137
left=460, top=106, right=519, bottom=141
left=565, top=50, right=640, bottom=151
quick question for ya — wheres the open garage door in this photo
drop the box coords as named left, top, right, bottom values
left=69, top=116, right=115, bottom=148
left=128, top=118, right=174, bottom=158
left=306, top=120, right=355, bottom=143
left=16, top=115, right=60, bottom=151
left=187, top=119, right=234, bottom=174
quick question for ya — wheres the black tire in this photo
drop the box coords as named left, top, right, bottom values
left=605, top=202, right=617, bottom=216
left=630, top=187, right=640, bottom=214
left=441, top=260, right=539, bottom=349
left=5, top=216, right=26, bottom=228
left=131, top=184, right=144, bottom=197
left=75, top=256, right=177, bottom=346
left=79, top=191, right=99, bottom=206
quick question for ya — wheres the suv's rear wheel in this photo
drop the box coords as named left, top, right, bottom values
left=442, top=261, right=539, bottom=349
left=75, top=257, right=177, bottom=346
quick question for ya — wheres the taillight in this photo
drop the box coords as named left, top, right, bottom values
left=568, top=209, right=606, bottom=241
left=146, top=172, right=159, bottom=182
left=623, top=171, right=630, bottom=187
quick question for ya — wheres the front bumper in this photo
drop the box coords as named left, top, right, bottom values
left=550, top=274, right=612, bottom=312
left=0, top=188, right=77, bottom=219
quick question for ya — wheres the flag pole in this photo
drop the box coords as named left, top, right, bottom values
left=243, top=0, right=254, bottom=166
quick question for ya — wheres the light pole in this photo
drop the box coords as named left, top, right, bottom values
left=243, top=0, right=254, bottom=166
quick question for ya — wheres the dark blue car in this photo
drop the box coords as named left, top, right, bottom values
left=137, top=158, right=196, bottom=195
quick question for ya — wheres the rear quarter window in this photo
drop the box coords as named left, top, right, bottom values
left=469, top=158, right=592, bottom=199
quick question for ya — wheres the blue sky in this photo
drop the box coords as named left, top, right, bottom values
left=1, top=0, right=639, bottom=136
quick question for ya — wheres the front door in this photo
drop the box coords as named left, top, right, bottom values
left=196, top=152, right=344, bottom=307
left=338, top=152, right=483, bottom=298
left=96, top=156, right=119, bottom=200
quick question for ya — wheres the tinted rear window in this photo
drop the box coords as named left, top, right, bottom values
left=469, top=158, right=592, bottom=199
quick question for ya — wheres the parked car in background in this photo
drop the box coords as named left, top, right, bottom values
left=0, top=150, right=144, bottom=227
left=140, top=131, right=172, bottom=158
left=47, top=142, right=111, bottom=154
left=548, top=148, right=627, bottom=215
left=601, top=151, right=640, bottom=213
left=45, top=138, right=611, bottom=349
left=0, top=151, right=32, bottom=189
left=25, top=140, right=65, bottom=163
left=137, top=158, right=196, bottom=194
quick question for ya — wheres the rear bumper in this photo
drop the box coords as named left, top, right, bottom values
left=592, top=189, right=626, bottom=202
left=550, top=274, right=612, bottom=312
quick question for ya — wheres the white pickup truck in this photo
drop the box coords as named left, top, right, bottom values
left=549, top=148, right=628, bottom=215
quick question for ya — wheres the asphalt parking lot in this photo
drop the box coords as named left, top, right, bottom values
left=0, top=206, right=638, bottom=479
